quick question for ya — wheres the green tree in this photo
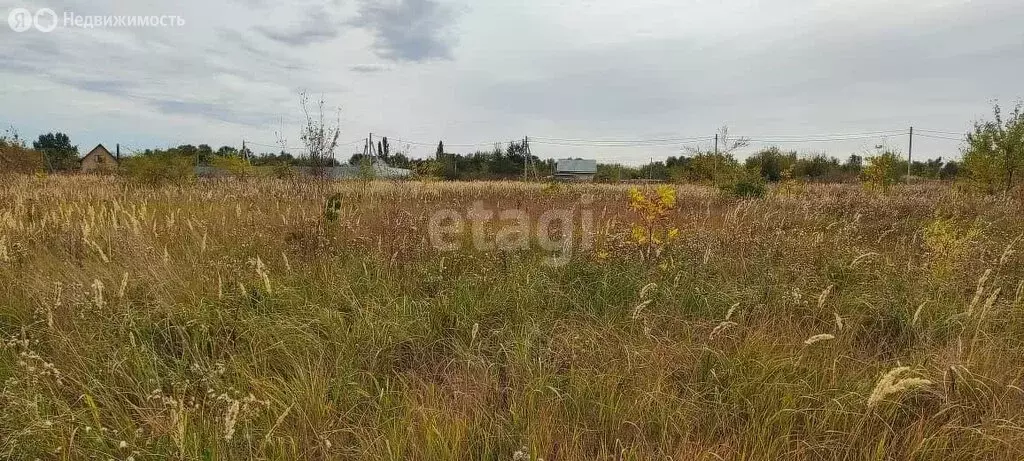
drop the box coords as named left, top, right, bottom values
left=595, top=163, right=638, bottom=183
left=386, top=152, right=412, bottom=169
left=682, top=152, right=740, bottom=183
left=843, top=155, right=864, bottom=175
left=862, top=149, right=905, bottom=191
left=940, top=161, right=960, bottom=180
left=681, top=126, right=748, bottom=185
left=962, top=102, right=1024, bottom=193
left=794, top=154, right=841, bottom=181
left=348, top=154, right=372, bottom=166
left=216, top=145, right=239, bottom=157
left=33, top=132, right=79, bottom=172
left=746, top=147, right=794, bottom=182
left=197, top=144, right=214, bottom=164
left=638, top=161, right=671, bottom=181
left=910, top=158, right=945, bottom=179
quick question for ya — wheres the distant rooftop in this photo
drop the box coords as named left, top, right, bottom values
left=555, top=158, right=598, bottom=174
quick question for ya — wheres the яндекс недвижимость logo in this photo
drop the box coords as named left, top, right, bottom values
left=8, top=7, right=184, bottom=32
left=8, top=7, right=57, bottom=32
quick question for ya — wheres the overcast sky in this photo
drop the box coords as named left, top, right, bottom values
left=1, top=0, right=1022, bottom=164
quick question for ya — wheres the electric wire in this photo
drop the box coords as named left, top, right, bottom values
left=237, top=127, right=968, bottom=156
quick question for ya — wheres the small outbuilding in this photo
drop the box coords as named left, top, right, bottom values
left=81, top=144, right=119, bottom=173
left=554, top=158, right=597, bottom=182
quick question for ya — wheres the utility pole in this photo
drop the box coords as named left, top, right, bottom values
left=907, top=126, right=914, bottom=179
left=714, top=133, right=719, bottom=187
left=368, top=133, right=374, bottom=158
left=523, top=136, right=535, bottom=182
left=523, top=136, right=528, bottom=182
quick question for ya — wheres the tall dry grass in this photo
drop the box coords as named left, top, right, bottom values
left=1, top=176, right=1023, bottom=460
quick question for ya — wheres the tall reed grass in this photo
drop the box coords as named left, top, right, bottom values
left=1, top=176, right=1023, bottom=459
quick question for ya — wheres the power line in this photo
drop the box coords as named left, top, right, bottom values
left=917, top=128, right=965, bottom=136
left=245, top=139, right=365, bottom=151
left=245, top=140, right=302, bottom=150
left=530, top=135, right=713, bottom=145
left=742, top=129, right=905, bottom=140
left=393, top=130, right=909, bottom=149
left=238, top=127, right=967, bottom=156
left=746, top=134, right=903, bottom=143
left=389, top=137, right=501, bottom=148
left=916, top=133, right=964, bottom=141
left=532, top=139, right=712, bottom=147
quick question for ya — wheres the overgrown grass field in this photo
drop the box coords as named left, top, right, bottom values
left=2, top=176, right=1023, bottom=460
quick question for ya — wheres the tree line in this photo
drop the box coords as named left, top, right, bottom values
left=593, top=148, right=960, bottom=184
left=1, top=102, right=1021, bottom=193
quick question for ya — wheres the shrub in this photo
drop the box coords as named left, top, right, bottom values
left=269, top=161, right=297, bottom=179
left=721, top=177, right=767, bottom=198
left=324, top=193, right=342, bottom=222
left=862, top=150, right=906, bottom=191
left=357, top=156, right=376, bottom=182
left=210, top=155, right=255, bottom=179
left=120, top=153, right=195, bottom=185
left=627, top=185, right=680, bottom=260
left=0, top=137, right=45, bottom=174
left=962, top=102, right=1024, bottom=194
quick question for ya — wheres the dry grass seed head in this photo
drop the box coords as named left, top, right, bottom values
left=912, top=301, right=928, bottom=326
left=999, top=233, right=1022, bottom=266
left=818, top=284, right=834, bottom=310
left=967, top=269, right=992, bottom=316
left=868, top=366, right=933, bottom=407
left=725, top=303, right=740, bottom=321
left=639, top=282, right=657, bottom=300
left=709, top=321, right=738, bottom=340
left=804, top=333, right=836, bottom=346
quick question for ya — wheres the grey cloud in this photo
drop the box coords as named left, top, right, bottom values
left=0, top=48, right=40, bottom=75
left=216, top=29, right=271, bottom=58
left=353, top=0, right=459, bottom=62
left=0, top=35, right=143, bottom=103
left=63, top=79, right=135, bottom=97
left=463, top=41, right=717, bottom=122
left=0, top=12, right=319, bottom=127
left=212, top=29, right=310, bottom=76
left=350, top=64, right=388, bottom=73
left=230, top=0, right=269, bottom=7
left=467, top=2, right=1024, bottom=128
left=3, top=0, right=1021, bottom=163
left=152, top=100, right=220, bottom=116
left=0, top=32, right=64, bottom=74
left=794, top=13, right=1021, bottom=89
left=151, top=99, right=277, bottom=126
left=256, top=6, right=341, bottom=46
